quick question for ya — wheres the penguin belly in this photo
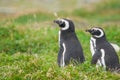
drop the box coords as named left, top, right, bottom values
left=90, top=37, right=103, bottom=67
left=58, top=42, right=70, bottom=67
left=64, top=39, right=85, bottom=64
left=58, top=39, right=84, bottom=67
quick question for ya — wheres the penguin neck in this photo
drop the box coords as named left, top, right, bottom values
left=60, top=30, right=75, bottom=34
left=92, top=36, right=107, bottom=43
left=60, top=30, right=75, bottom=38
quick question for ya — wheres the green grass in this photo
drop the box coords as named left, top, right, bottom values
left=13, top=12, right=55, bottom=25
left=0, top=25, right=58, bottom=54
left=97, top=0, right=120, bottom=10
left=0, top=23, right=120, bottom=79
left=0, top=0, right=120, bottom=79
left=72, top=0, right=120, bottom=23
left=73, top=9, right=120, bottom=23
left=0, top=49, right=120, bottom=80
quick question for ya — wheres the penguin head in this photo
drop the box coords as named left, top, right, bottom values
left=54, top=18, right=75, bottom=32
left=86, top=27, right=105, bottom=38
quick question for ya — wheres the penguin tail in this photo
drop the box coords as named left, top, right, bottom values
left=110, top=64, right=120, bottom=74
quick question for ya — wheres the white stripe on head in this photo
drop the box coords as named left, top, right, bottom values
left=60, top=19, right=69, bottom=30
left=93, top=28, right=104, bottom=38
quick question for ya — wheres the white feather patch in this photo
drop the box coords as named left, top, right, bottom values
left=100, top=49, right=106, bottom=68
left=61, top=43, right=66, bottom=67
left=93, top=28, right=104, bottom=38
left=110, top=43, right=120, bottom=52
left=96, top=60, right=102, bottom=68
left=58, top=31, right=61, bottom=47
left=61, top=19, right=69, bottom=30
left=90, top=37, right=96, bottom=56
left=90, top=37, right=101, bottom=67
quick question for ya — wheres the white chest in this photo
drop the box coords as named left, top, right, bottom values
left=58, top=31, right=61, bottom=47
left=58, top=31, right=66, bottom=67
left=90, top=37, right=96, bottom=56
left=90, top=37, right=106, bottom=68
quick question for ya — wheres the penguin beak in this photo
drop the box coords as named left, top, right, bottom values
left=86, top=29, right=92, bottom=33
left=53, top=20, right=63, bottom=25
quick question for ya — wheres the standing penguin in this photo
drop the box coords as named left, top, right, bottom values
left=86, top=27, right=120, bottom=71
left=54, top=18, right=85, bottom=67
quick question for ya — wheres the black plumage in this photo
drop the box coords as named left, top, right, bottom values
left=86, top=27, right=120, bottom=71
left=54, top=18, right=85, bottom=67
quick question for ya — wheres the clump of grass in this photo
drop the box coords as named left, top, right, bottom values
left=0, top=25, right=25, bottom=54
left=0, top=25, right=58, bottom=54
left=0, top=52, right=120, bottom=80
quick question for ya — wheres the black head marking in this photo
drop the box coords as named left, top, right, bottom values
left=86, top=27, right=105, bottom=38
left=54, top=18, right=75, bottom=32
left=54, top=19, right=65, bottom=28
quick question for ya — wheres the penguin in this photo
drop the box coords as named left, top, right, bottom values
left=86, top=27, right=120, bottom=71
left=54, top=18, right=85, bottom=67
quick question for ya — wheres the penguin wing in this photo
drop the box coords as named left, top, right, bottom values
left=57, top=44, right=64, bottom=66
left=91, top=49, right=102, bottom=64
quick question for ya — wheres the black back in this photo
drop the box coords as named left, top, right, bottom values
left=56, top=18, right=85, bottom=66
left=96, top=36, right=119, bottom=69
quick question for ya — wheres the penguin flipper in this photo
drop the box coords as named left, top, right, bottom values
left=91, top=50, right=101, bottom=65
left=58, top=44, right=64, bottom=67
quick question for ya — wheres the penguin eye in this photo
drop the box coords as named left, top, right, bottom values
left=92, top=29, right=95, bottom=32
left=59, top=20, right=63, bottom=25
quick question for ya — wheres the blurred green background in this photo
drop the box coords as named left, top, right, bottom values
left=0, top=0, right=120, bottom=80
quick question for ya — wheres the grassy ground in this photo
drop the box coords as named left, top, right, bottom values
left=0, top=0, right=120, bottom=80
